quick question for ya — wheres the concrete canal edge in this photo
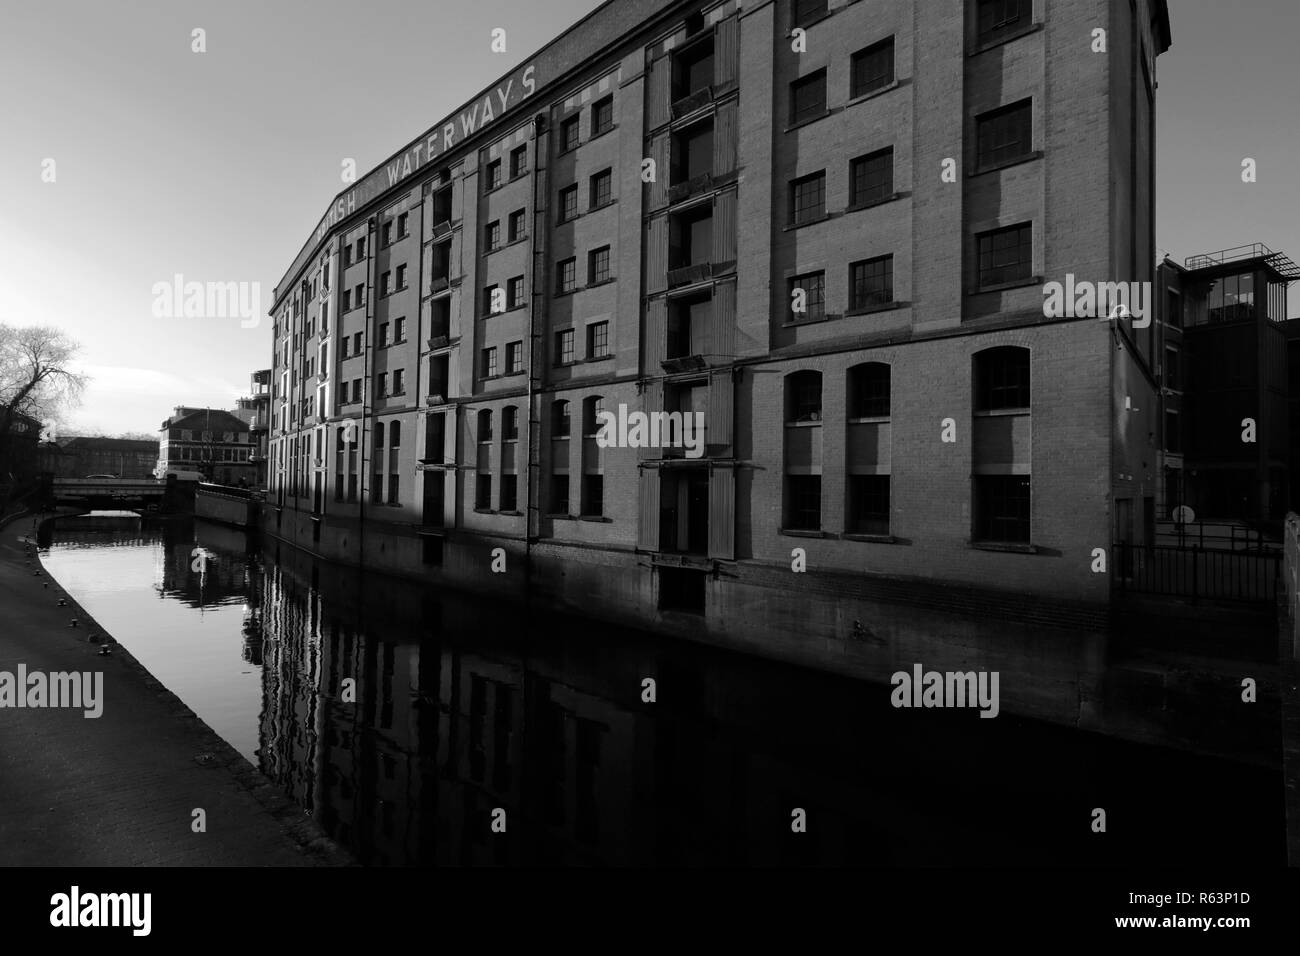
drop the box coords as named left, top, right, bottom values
left=0, top=510, right=355, bottom=866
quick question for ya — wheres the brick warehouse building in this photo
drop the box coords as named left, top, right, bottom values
left=268, top=0, right=1173, bottom=697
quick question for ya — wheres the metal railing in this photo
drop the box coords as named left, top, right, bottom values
left=1113, top=542, right=1280, bottom=603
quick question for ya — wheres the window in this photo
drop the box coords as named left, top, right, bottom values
left=790, top=69, right=827, bottom=125
left=976, top=99, right=1033, bottom=169
left=503, top=406, right=520, bottom=440
left=397, top=212, right=409, bottom=238
left=353, top=332, right=362, bottom=354
left=351, top=378, right=361, bottom=403
left=507, top=276, right=525, bottom=310
left=508, top=209, right=526, bottom=242
left=786, top=370, right=822, bottom=422
left=485, top=159, right=502, bottom=191
left=552, top=400, right=571, bottom=437
left=976, top=223, right=1033, bottom=288
left=555, top=329, right=575, bottom=365
left=589, top=246, right=611, bottom=284
left=790, top=171, right=826, bottom=226
left=789, top=271, right=826, bottom=323
left=353, top=283, right=364, bottom=305
left=977, top=0, right=1030, bottom=46
left=380, top=272, right=391, bottom=296
left=850, top=148, right=893, bottom=207
left=1166, top=410, right=1181, bottom=455
left=851, top=37, right=895, bottom=98
left=849, top=363, right=890, bottom=418
left=356, top=238, right=366, bottom=258
left=974, top=346, right=1030, bottom=411
left=848, top=476, right=890, bottom=535
left=478, top=409, right=494, bottom=442
left=583, top=475, right=605, bottom=517
left=395, top=317, right=405, bottom=342
left=850, top=256, right=894, bottom=310
left=1164, top=347, right=1179, bottom=391
left=786, top=476, right=822, bottom=531
left=344, top=245, right=353, bottom=267
left=510, top=145, right=527, bottom=178
left=561, top=115, right=581, bottom=152
left=341, top=337, right=350, bottom=358
left=587, top=321, right=610, bottom=359
left=583, top=396, right=605, bottom=436
left=507, top=341, right=524, bottom=374
left=549, top=475, right=570, bottom=514
left=590, top=169, right=613, bottom=208
left=591, top=96, right=614, bottom=136
left=396, top=264, right=407, bottom=290
left=388, top=421, right=401, bottom=505
left=372, top=422, right=385, bottom=504
left=393, top=369, right=405, bottom=395
left=379, top=322, right=389, bottom=347
left=558, top=184, right=579, bottom=222
left=792, top=0, right=827, bottom=28
left=484, top=284, right=501, bottom=314
left=974, top=475, right=1031, bottom=543
left=557, top=258, right=577, bottom=294
left=377, top=373, right=388, bottom=398
left=476, top=473, right=492, bottom=510
left=381, top=221, right=393, bottom=247
left=482, top=347, right=498, bottom=378
left=500, top=475, right=518, bottom=512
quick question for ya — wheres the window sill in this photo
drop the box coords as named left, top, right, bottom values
left=583, top=354, right=614, bottom=364
left=780, top=528, right=827, bottom=538
left=588, top=124, right=617, bottom=144
left=845, top=300, right=904, bottom=318
left=547, top=513, right=577, bottom=520
left=784, top=213, right=830, bottom=232
left=579, top=515, right=612, bottom=523
left=973, top=408, right=1029, bottom=418
left=585, top=277, right=616, bottom=290
left=970, top=151, right=1043, bottom=178
left=508, top=170, right=529, bottom=183
left=482, top=183, right=505, bottom=197
left=483, top=304, right=527, bottom=319
left=498, top=510, right=523, bottom=516
left=843, top=533, right=897, bottom=544
left=785, top=418, right=823, bottom=427
left=474, top=507, right=495, bottom=514
left=845, top=78, right=900, bottom=108
left=847, top=191, right=904, bottom=214
left=969, top=541, right=1038, bottom=554
left=970, top=21, right=1042, bottom=56
left=785, top=110, right=831, bottom=134
left=972, top=275, right=1042, bottom=295
left=789, top=10, right=833, bottom=33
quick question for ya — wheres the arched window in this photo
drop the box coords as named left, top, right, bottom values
left=847, top=362, right=890, bottom=419
left=784, top=370, right=822, bottom=423
left=973, top=346, right=1030, bottom=411
left=552, top=400, right=571, bottom=437
left=583, top=396, right=605, bottom=437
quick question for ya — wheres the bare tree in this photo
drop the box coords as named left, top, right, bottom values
left=0, top=324, right=87, bottom=512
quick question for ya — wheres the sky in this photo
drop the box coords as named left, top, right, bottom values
left=1, top=0, right=1297, bottom=436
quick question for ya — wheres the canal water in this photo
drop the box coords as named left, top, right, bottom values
left=40, top=513, right=1286, bottom=866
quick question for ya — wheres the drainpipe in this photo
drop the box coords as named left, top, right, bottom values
left=359, top=216, right=377, bottom=571
left=525, top=112, right=548, bottom=588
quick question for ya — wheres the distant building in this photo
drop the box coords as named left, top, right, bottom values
left=233, top=370, right=272, bottom=488
left=157, top=406, right=257, bottom=485
left=1155, top=243, right=1297, bottom=528
left=40, top=436, right=160, bottom=478
left=0, top=406, right=43, bottom=489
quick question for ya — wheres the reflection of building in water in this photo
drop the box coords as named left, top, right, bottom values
left=152, top=519, right=250, bottom=609
left=256, top=545, right=1283, bottom=867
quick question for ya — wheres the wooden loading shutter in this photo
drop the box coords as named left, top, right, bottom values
left=647, top=133, right=670, bottom=211
left=646, top=53, right=671, bottom=131
left=714, top=15, right=739, bottom=91
left=644, top=297, right=667, bottom=371
left=639, top=380, right=663, bottom=461
left=707, top=368, right=733, bottom=455
left=707, top=279, right=736, bottom=363
left=645, top=215, right=668, bottom=296
left=708, top=465, right=735, bottom=560
left=713, top=100, right=738, bottom=178
left=711, top=187, right=737, bottom=266
left=637, top=466, right=661, bottom=550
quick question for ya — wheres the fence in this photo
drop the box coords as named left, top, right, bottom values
left=1114, top=542, right=1280, bottom=603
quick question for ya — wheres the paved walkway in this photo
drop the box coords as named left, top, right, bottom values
left=0, top=511, right=352, bottom=866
